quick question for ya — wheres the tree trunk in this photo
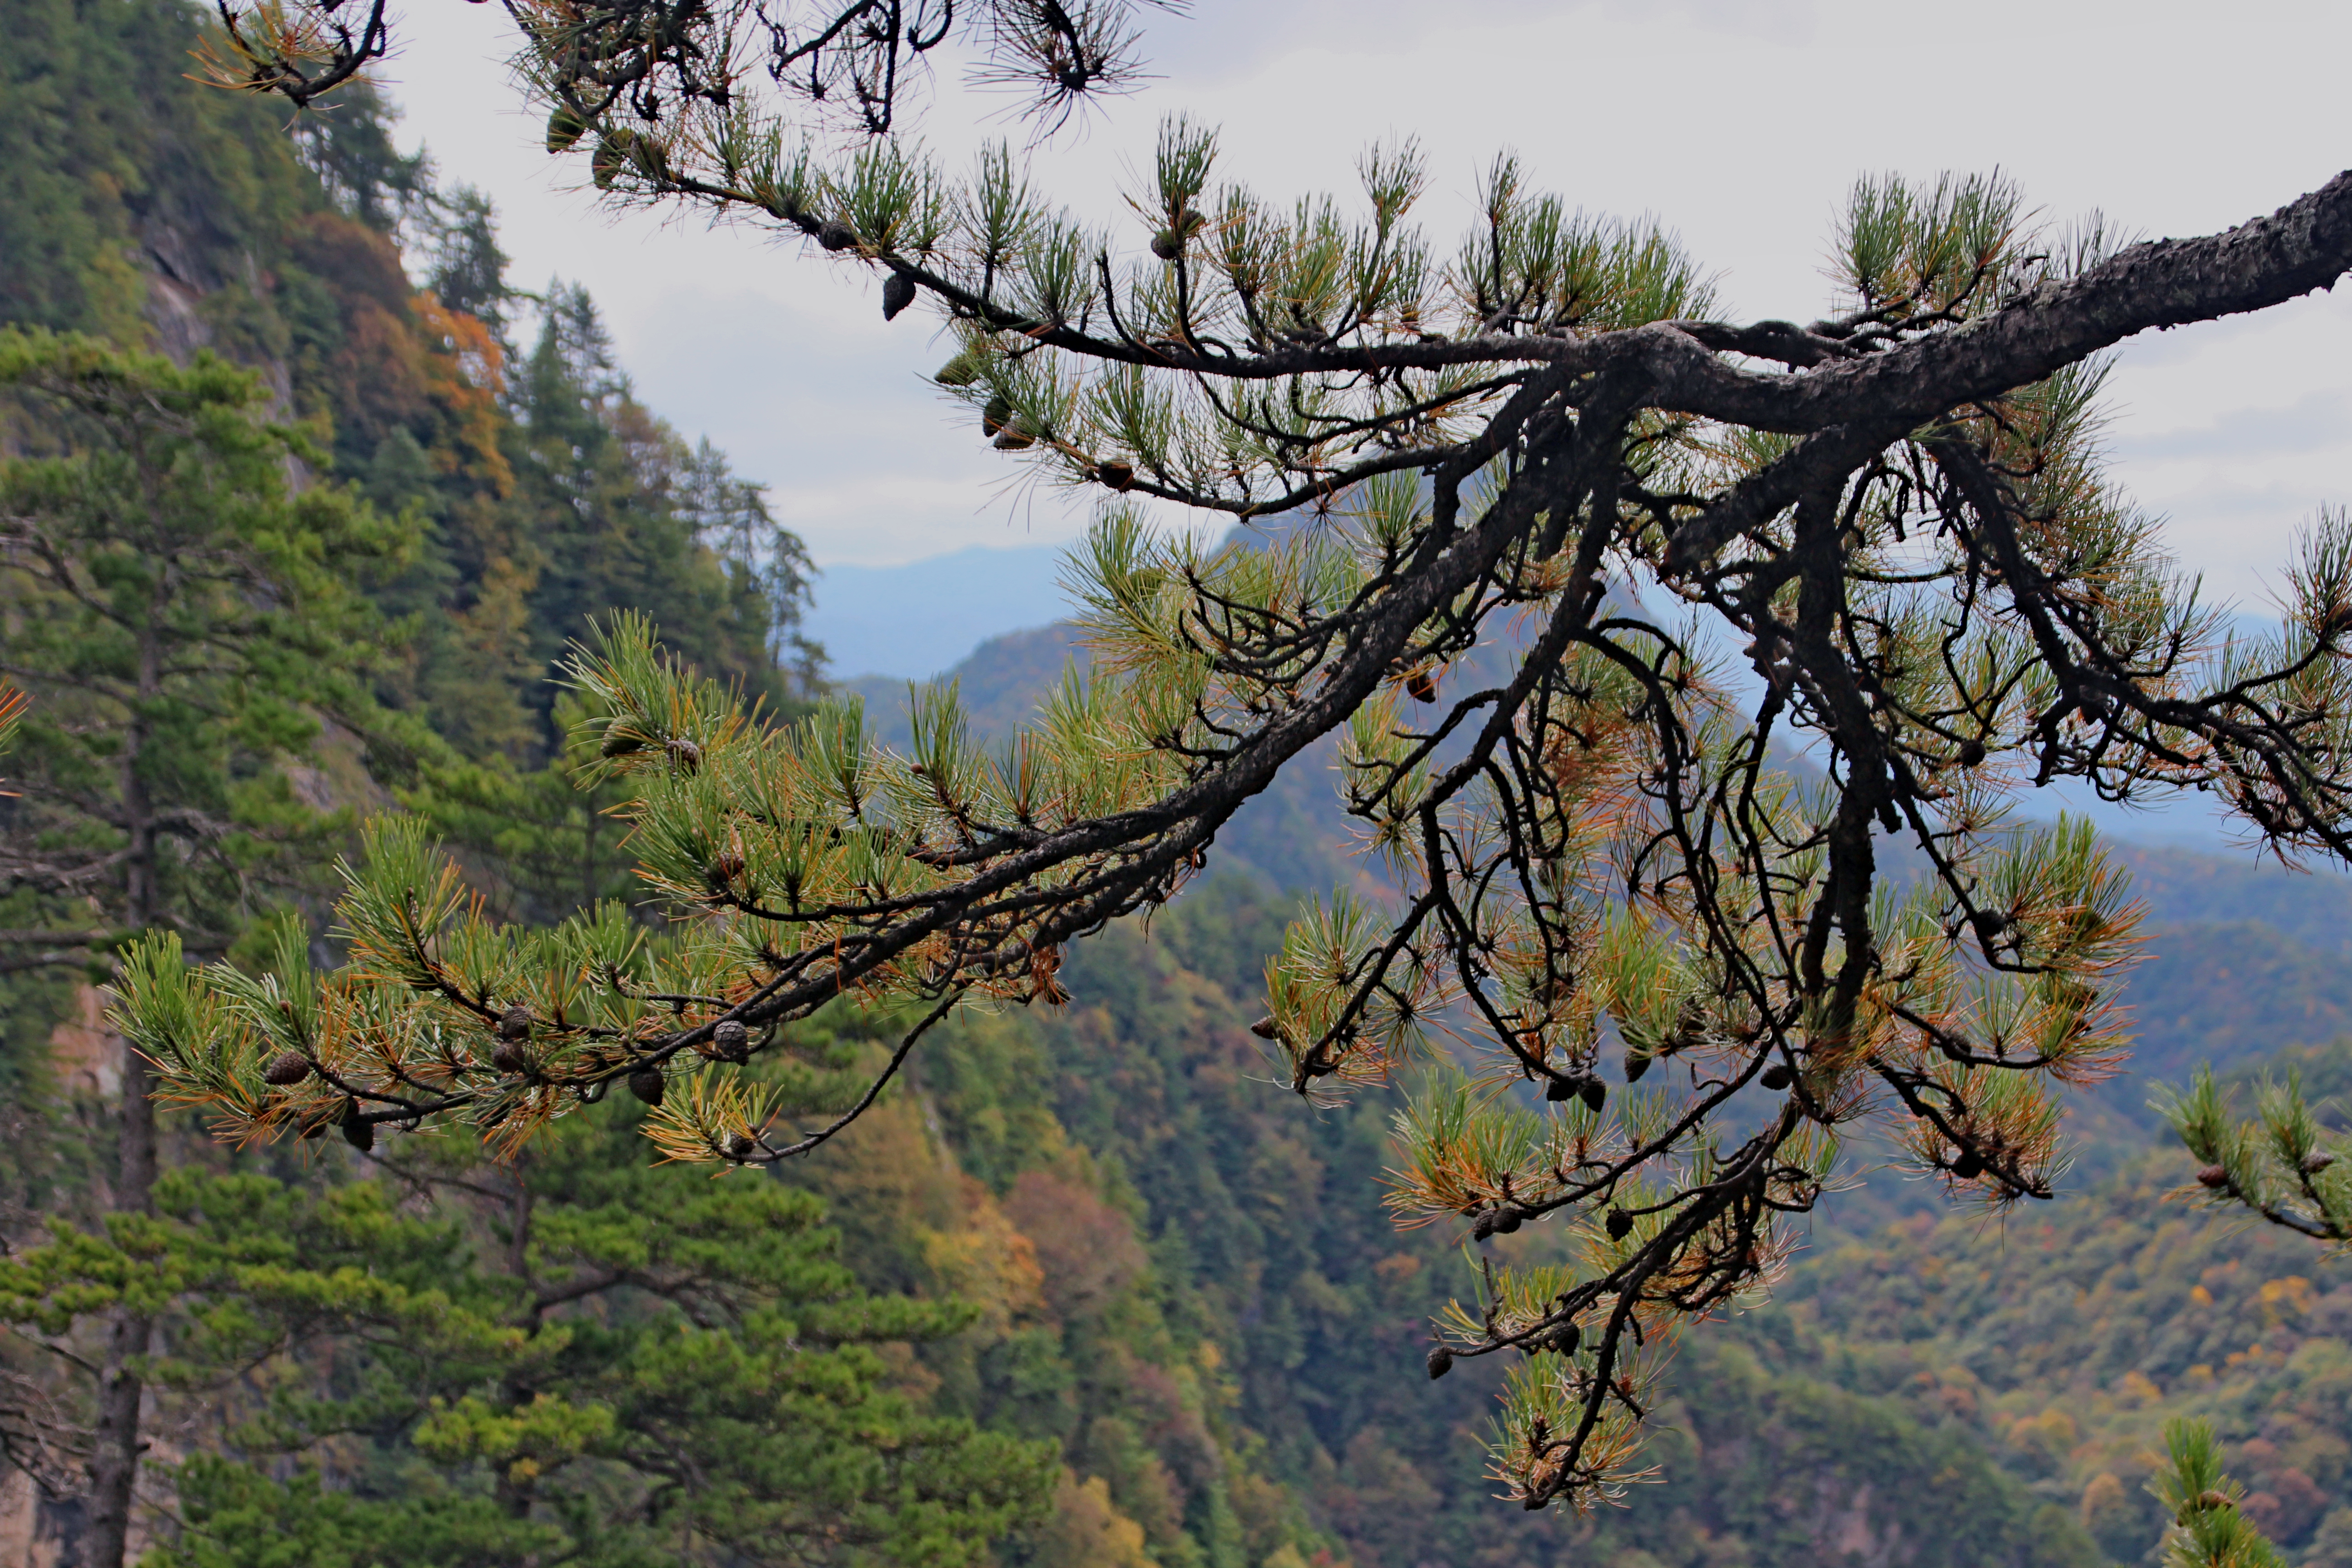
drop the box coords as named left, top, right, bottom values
left=80, top=607, right=164, bottom=1568
left=80, top=1047, right=153, bottom=1568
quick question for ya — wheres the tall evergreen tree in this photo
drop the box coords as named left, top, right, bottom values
left=0, top=329, right=401, bottom=1568
left=0, top=1054, right=1054, bottom=1568
left=151, top=0, right=2352, bottom=1519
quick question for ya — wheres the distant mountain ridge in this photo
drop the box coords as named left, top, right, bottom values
left=840, top=612, right=2352, bottom=1107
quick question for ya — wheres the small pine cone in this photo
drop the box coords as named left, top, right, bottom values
left=981, top=394, right=1011, bottom=436
left=1096, top=457, right=1136, bottom=491
left=1404, top=668, right=1438, bottom=704
left=299, top=1115, right=329, bottom=1142
left=340, top=1101, right=374, bottom=1154
left=666, top=738, right=702, bottom=772
left=1957, top=737, right=1988, bottom=766
left=882, top=272, right=917, bottom=320
left=262, top=1051, right=313, bottom=1086
left=1578, top=1078, right=1606, bottom=1114
left=1492, top=1209, right=1522, bottom=1235
left=627, top=1068, right=666, bottom=1107
left=545, top=103, right=588, bottom=154
left=491, top=1039, right=532, bottom=1076
left=1623, top=1049, right=1651, bottom=1083
left=993, top=426, right=1037, bottom=452
left=2302, top=1150, right=2337, bottom=1175
left=591, top=132, right=632, bottom=191
left=2196, top=1163, right=2231, bottom=1189
left=497, top=1006, right=532, bottom=1041
left=705, top=850, right=747, bottom=888
left=2195, top=1490, right=2236, bottom=1513
left=934, top=353, right=981, bottom=387
left=1549, top=1322, right=1581, bottom=1356
left=712, top=1019, right=750, bottom=1062
left=1472, top=1211, right=1499, bottom=1242
left=818, top=219, right=857, bottom=252
left=1248, top=1015, right=1280, bottom=1040
left=725, top=1131, right=759, bottom=1161
left=1951, top=1148, right=1985, bottom=1180
left=1605, top=1208, right=1633, bottom=1240
left=1544, top=1075, right=1575, bottom=1102
left=1759, top=1063, right=1793, bottom=1092
left=1426, top=1345, right=1453, bottom=1380
left=1149, top=227, right=1184, bottom=260
left=600, top=725, right=644, bottom=758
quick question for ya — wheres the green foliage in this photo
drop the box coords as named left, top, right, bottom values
left=2154, top=1419, right=2289, bottom=1568
left=2158, top=1065, right=2352, bottom=1245
left=0, top=1105, right=1054, bottom=1568
left=0, top=327, right=406, bottom=945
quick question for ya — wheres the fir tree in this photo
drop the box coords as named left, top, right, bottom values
left=148, top=0, right=2352, bottom=1516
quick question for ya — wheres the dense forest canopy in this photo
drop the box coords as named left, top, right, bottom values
left=0, top=1, right=2349, bottom=1567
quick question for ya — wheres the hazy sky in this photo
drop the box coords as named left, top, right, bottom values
left=387, top=0, right=2352, bottom=611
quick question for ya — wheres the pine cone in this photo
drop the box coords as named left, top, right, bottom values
left=705, top=850, right=747, bottom=888
left=1426, top=1345, right=1453, bottom=1380
left=712, top=1019, right=750, bottom=1062
left=546, top=104, right=588, bottom=154
left=497, top=1006, right=532, bottom=1041
left=1759, top=1063, right=1793, bottom=1092
left=993, top=424, right=1037, bottom=451
left=1951, top=1148, right=1985, bottom=1180
left=627, top=1068, right=666, bottom=1107
left=818, top=219, right=857, bottom=251
left=1492, top=1209, right=1522, bottom=1235
left=1544, top=1075, right=1575, bottom=1102
left=600, top=725, right=644, bottom=758
left=882, top=272, right=917, bottom=320
left=1957, top=737, right=1988, bottom=766
left=1605, top=1208, right=1633, bottom=1240
left=2302, top=1150, right=2336, bottom=1175
left=340, top=1101, right=374, bottom=1154
left=1623, top=1049, right=1651, bottom=1083
left=1578, top=1078, right=1606, bottom=1114
left=1149, top=228, right=1184, bottom=260
left=666, top=738, right=703, bottom=772
left=1248, top=1015, right=1280, bottom=1040
left=981, top=394, right=1012, bottom=436
left=491, top=1039, right=532, bottom=1076
left=591, top=130, right=636, bottom=191
left=2196, top=1162, right=2231, bottom=1188
left=1096, top=457, right=1136, bottom=491
left=725, top=1131, right=759, bottom=1161
left=1548, top=1322, right=1581, bottom=1356
left=934, top=353, right=981, bottom=387
left=262, top=1051, right=313, bottom=1086
left=1405, top=668, right=1438, bottom=704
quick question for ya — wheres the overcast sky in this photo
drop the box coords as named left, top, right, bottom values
left=386, top=0, right=2352, bottom=613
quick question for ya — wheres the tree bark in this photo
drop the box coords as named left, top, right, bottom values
left=79, top=1049, right=153, bottom=1568
left=80, top=599, right=164, bottom=1568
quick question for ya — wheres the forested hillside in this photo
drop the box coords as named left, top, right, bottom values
left=0, top=2, right=2347, bottom=1568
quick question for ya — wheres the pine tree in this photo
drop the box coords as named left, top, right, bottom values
left=0, top=1068, right=1055, bottom=1568
left=0, top=328, right=402, bottom=1566
left=147, top=0, right=2352, bottom=1515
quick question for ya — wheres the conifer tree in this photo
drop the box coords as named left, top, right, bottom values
left=0, top=1058, right=1055, bottom=1568
left=0, top=329, right=401, bottom=1566
left=152, top=0, right=2352, bottom=1513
